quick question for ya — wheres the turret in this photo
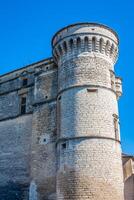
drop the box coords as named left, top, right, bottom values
left=52, top=23, right=124, bottom=200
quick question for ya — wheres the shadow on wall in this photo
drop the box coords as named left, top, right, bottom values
left=0, top=181, right=29, bottom=200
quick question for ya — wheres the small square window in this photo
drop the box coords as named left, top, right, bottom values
left=43, top=138, right=46, bottom=142
left=62, top=143, right=66, bottom=149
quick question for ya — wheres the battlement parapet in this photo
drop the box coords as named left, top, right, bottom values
left=52, top=23, right=119, bottom=64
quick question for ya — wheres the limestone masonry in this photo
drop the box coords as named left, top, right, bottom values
left=0, top=23, right=133, bottom=200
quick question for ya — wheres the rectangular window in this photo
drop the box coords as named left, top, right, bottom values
left=22, top=78, right=28, bottom=87
left=20, top=96, right=26, bottom=114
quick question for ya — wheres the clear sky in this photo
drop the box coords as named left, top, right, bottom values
left=0, top=0, right=133, bottom=154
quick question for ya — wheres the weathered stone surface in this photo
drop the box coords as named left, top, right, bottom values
left=53, top=23, right=124, bottom=200
left=0, top=23, right=131, bottom=200
left=124, top=175, right=134, bottom=200
left=0, top=115, right=32, bottom=199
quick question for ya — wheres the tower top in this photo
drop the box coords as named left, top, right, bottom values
left=52, top=22, right=119, bottom=65
left=52, top=22, right=119, bottom=47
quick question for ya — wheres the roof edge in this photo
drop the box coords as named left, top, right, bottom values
left=0, top=57, right=53, bottom=79
left=122, top=153, right=134, bottom=158
left=52, top=22, right=119, bottom=46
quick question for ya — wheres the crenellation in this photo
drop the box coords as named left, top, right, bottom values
left=53, top=36, right=118, bottom=66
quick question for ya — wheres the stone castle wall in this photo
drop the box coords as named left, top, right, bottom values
left=0, top=23, right=132, bottom=200
left=0, top=59, right=58, bottom=199
left=30, top=62, right=58, bottom=200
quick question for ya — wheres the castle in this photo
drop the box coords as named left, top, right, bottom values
left=0, top=23, right=133, bottom=200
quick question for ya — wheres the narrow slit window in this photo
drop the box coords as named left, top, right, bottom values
left=43, top=138, right=46, bottom=142
left=58, top=96, right=61, bottom=101
left=20, top=96, right=26, bottom=114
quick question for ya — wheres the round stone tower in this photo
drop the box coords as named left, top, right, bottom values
left=52, top=23, right=124, bottom=200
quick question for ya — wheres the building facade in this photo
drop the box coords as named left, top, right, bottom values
left=0, top=23, right=133, bottom=200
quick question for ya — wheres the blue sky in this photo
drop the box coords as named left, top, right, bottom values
left=0, top=0, right=133, bottom=154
